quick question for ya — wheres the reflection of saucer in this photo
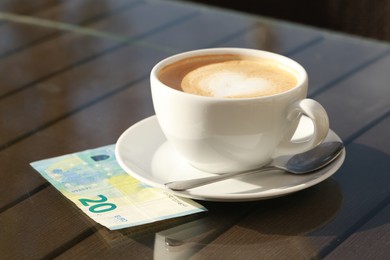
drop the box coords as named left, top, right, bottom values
left=115, top=116, right=345, bottom=202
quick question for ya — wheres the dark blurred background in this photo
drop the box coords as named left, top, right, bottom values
left=181, top=0, right=390, bottom=42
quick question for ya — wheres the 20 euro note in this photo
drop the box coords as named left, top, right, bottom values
left=30, top=144, right=206, bottom=230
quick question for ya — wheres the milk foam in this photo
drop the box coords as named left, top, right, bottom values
left=181, top=60, right=296, bottom=98
left=198, top=71, right=272, bottom=98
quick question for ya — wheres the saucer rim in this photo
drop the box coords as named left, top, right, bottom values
left=115, top=116, right=345, bottom=202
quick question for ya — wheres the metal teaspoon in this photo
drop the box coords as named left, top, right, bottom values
left=165, top=141, right=344, bottom=191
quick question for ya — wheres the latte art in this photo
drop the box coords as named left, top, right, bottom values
left=158, top=54, right=298, bottom=98
left=182, top=60, right=296, bottom=98
left=192, top=69, right=271, bottom=98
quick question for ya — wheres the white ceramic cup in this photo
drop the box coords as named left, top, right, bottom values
left=151, top=48, right=329, bottom=173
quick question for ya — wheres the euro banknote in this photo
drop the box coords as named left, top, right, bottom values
left=30, top=144, right=206, bottom=230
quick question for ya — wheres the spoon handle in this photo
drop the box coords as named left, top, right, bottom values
left=165, top=166, right=273, bottom=191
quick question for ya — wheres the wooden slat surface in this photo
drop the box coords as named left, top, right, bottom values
left=0, top=187, right=96, bottom=259
left=0, top=0, right=60, bottom=14
left=325, top=204, right=390, bottom=260
left=0, top=0, right=389, bottom=259
left=0, top=0, right=139, bottom=59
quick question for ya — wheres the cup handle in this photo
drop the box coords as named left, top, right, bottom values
left=276, top=99, right=329, bottom=156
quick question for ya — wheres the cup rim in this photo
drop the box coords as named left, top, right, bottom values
left=151, top=47, right=308, bottom=101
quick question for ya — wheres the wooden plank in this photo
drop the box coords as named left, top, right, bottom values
left=313, top=54, right=390, bottom=141
left=56, top=195, right=256, bottom=259
left=215, top=19, right=322, bottom=55
left=289, top=35, right=389, bottom=96
left=19, top=0, right=137, bottom=24
left=0, top=32, right=117, bottom=97
left=324, top=204, right=390, bottom=260
left=143, top=8, right=258, bottom=51
left=192, top=179, right=343, bottom=259
left=0, top=0, right=196, bottom=98
left=309, top=117, right=390, bottom=257
left=55, top=227, right=155, bottom=259
left=89, top=0, right=200, bottom=37
left=0, top=44, right=167, bottom=210
left=0, top=44, right=168, bottom=147
left=0, top=0, right=60, bottom=14
left=0, top=0, right=140, bottom=58
left=352, top=116, right=390, bottom=153
left=0, top=187, right=96, bottom=259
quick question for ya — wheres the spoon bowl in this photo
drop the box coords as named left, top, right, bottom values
left=165, top=142, right=344, bottom=191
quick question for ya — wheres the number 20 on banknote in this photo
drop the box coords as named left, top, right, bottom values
left=79, top=195, right=117, bottom=213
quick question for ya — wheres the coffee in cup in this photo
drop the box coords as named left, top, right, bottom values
left=151, top=48, right=329, bottom=173
left=158, top=54, right=298, bottom=98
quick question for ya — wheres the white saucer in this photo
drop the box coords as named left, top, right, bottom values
left=115, top=116, right=345, bottom=202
